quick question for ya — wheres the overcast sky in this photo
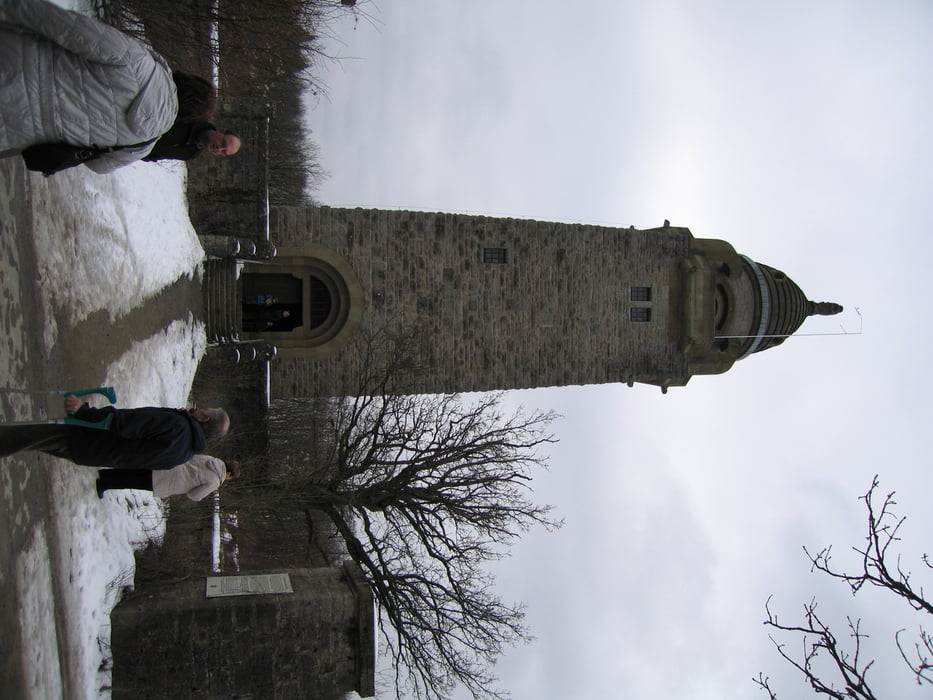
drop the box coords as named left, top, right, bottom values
left=305, top=2, right=933, bottom=698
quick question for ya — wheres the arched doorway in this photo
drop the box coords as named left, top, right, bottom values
left=241, top=248, right=363, bottom=360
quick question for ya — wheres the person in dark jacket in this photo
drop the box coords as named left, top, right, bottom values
left=0, top=396, right=230, bottom=470
left=0, top=0, right=179, bottom=172
left=143, top=121, right=241, bottom=162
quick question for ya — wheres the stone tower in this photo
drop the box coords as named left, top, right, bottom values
left=242, top=206, right=840, bottom=397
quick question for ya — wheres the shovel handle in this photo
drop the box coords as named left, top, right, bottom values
left=64, top=387, right=117, bottom=403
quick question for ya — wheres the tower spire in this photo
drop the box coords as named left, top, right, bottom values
left=807, top=301, right=843, bottom=316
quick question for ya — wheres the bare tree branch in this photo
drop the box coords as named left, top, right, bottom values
left=762, top=596, right=879, bottom=699
left=804, top=477, right=933, bottom=616
left=752, top=672, right=779, bottom=699
left=895, top=627, right=933, bottom=687
left=760, top=477, right=933, bottom=698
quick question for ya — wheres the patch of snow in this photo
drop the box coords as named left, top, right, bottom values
left=29, top=163, right=204, bottom=342
left=103, top=314, right=208, bottom=409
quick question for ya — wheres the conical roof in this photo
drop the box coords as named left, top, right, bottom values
left=739, top=257, right=843, bottom=356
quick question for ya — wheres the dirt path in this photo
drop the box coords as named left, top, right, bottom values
left=0, top=159, right=59, bottom=699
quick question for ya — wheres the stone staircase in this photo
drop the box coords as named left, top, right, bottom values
left=201, top=237, right=277, bottom=364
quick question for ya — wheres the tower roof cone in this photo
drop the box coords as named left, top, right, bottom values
left=742, top=259, right=843, bottom=355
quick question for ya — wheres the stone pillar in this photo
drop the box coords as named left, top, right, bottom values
left=111, top=564, right=375, bottom=699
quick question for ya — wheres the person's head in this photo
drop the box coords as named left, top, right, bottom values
left=224, top=460, right=241, bottom=481
left=172, top=72, right=217, bottom=121
left=207, top=128, right=241, bottom=156
left=188, top=407, right=230, bottom=441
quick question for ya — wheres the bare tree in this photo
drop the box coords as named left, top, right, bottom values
left=757, top=477, right=933, bottom=698
left=237, top=327, right=562, bottom=699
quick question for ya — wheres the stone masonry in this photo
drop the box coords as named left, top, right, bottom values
left=111, top=564, right=375, bottom=700
left=262, top=206, right=694, bottom=397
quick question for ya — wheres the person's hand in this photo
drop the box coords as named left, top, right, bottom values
left=64, top=395, right=83, bottom=413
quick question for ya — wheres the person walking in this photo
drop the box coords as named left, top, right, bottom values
left=143, top=120, right=241, bottom=162
left=0, top=0, right=211, bottom=173
left=96, top=455, right=241, bottom=501
left=0, top=395, right=230, bottom=470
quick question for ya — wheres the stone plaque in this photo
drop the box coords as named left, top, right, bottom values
left=205, top=573, right=294, bottom=598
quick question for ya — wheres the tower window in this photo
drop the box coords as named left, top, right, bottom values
left=630, top=307, right=651, bottom=322
left=630, top=286, right=651, bottom=302
left=483, top=248, right=507, bottom=264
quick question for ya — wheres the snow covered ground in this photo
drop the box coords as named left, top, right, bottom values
left=1, top=1, right=209, bottom=690
left=4, top=160, right=206, bottom=700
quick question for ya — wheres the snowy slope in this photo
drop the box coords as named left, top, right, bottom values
left=23, top=170, right=206, bottom=700
left=5, top=1, right=210, bottom=691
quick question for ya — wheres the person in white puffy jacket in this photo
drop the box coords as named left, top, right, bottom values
left=96, top=455, right=241, bottom=501
left=0, top=0, right=180, bottom=173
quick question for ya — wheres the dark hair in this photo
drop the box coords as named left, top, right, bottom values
left=224, top=460, right=242, bottom=479
left=172, top=72, right=217, bottom=121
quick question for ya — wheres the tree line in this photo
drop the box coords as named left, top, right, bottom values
left=101, top=0, right=361, bottom=203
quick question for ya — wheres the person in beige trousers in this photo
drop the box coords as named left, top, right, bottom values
left=96, top=455, right=240, bottom=501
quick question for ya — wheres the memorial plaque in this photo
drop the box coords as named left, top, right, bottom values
left=205, top=573, right=294, bottom=598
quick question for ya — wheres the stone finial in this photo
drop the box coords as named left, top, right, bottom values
left=807, top=301, right=844, bottom=316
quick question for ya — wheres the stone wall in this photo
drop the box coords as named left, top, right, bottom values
left=123, top=496, right=370, bottom=699
left=266, top=206, right=693, bottom=397
left=111, top=565, right=375, bottom=700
